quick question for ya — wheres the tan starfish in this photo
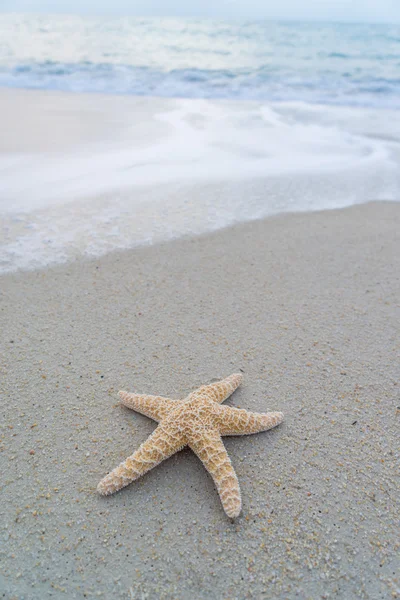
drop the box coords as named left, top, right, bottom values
left=97, top=373, right=283, bottom=518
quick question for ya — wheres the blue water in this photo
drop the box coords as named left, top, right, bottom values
left=0, top=14, right=400, bottom=108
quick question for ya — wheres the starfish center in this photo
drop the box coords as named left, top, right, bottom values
left=165, top=396, right=220, bottom=433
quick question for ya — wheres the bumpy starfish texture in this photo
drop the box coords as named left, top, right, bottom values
left=97, top=374, right=283, bottom=518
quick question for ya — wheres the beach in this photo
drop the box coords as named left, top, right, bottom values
left=1, top=21, right=400, bottom=594
left=1, top=199, right=399, bottom=599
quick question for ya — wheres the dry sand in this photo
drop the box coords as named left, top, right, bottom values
left=0, top=201, right=399, bottom=599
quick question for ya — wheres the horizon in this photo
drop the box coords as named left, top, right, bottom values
left=1, top=11, right=399, bottom=26
left=1, top=0, right=400, bottom=25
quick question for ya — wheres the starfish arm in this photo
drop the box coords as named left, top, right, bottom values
left=119, top=391, right=180, bottom=422
left=217, top=405, right=284, bottom=436
left=97, top=425, right=185, bottom=496
left=188, top=430, right=241, bottom=518
left=191, top=373, right=243, bottom=404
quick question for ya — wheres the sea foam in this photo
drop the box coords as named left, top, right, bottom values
left=1, top=96, right=399, bottom=273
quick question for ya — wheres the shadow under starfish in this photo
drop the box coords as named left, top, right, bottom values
left=97, top=373, right=284, bottom=518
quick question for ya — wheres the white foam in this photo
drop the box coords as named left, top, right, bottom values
left=1, top=97, right=399, bottom=273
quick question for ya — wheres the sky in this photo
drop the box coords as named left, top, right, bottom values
left=0, top=0, right=399, bottom=24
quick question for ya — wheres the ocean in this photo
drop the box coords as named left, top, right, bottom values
left=1, top=15, right=400, bottom=107
left=1, top=14, right=400, bottom=272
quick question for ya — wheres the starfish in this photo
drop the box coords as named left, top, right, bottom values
left=97, top=373, right=283, bottom=518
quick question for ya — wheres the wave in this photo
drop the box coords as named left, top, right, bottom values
left=1, top=62, right=400, bottom=109
left=0, top=15, right=399, bottom=108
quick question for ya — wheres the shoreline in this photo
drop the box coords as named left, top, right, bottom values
left=1, top=202, right=399, bottom=599
left=1, top=87, right=400, bottom=274
left=2, top=198, right=399, bottom=278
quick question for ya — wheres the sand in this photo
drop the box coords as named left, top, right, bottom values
left=0, top=201, right=399, bottom=599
